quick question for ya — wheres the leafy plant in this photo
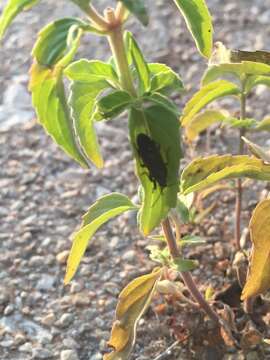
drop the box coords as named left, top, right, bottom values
left=2, top=0, right=270, bottom=358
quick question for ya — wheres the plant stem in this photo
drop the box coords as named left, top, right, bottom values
left=162, top=218, right=219, bottom=324
left=235, top=80, right=247, bottom=250
left=105, top=9, right=137, bottom=97
left=86, top=4, right=109, bottom=30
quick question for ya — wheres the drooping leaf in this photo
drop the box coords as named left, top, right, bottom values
left=222, top=117, right=257, bottom=129
left=129, top=104, right=182, bottom=235
left=148, top=63, right=184, bottom=95
left=181, top=80, right=240, bottom=126
left=242, top=200, right=270, bottom=300
left=126, top=32, right=150, bottom=94
left=104, top=269, right=162, bottom=360
left=253, top=116, right=270, bottom=132
left=184, top=109, right=229, bottom=141
left=65, top=60, right=119, bottom=166
left=181, top=155, right=270, bottom=194
left=32, top=18, right=86, bottom=67
left=0, top=0, right=39, bottom=39
left=242, top=137, right=270, bottom=163
left=94, top=90, right=133, bottom=120
left=246, top=75, right=270, bottom=93
left=173, top=0, right=213, bottom=58
left=29, top=25, right=88, bottom=167
left=118, top=0, right=149, bottom=26
left=64, top=193, right=137, bottom=284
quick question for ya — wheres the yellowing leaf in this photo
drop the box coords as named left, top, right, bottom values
left=242, top=200, right=270, bottom=300
left=104, top=269, right=162, bottom=360
left=181, top=80, right=240, bottom=126
left=242, top=137, right=270, bottom=163
left=181, top=155, right=270, bottom=194
left=64, top=193, right=137, bottom=284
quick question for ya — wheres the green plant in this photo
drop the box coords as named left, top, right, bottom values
left=2, top=0, right=270, bottom=358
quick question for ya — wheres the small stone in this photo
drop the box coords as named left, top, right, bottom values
left=60, top=349, right=79, bottom=360
left=14, top=333, right=26, bottom=346
left=4, top=304, right=15, bottom=315
left=122, top=250, right=136, bottom=262
left=70, top=282, right=83, bottom=294
left=19, top=342, right=33, bottom=353
left=40, top=313, right=56, bottom=327
left=89, top=354, right=102, bottom=360
left=72, top=293, right=90, bottom=306
left=3, top=83, right=32, bottom=109
left=32, top=347, right=54, bottom=359
left=56, top=250, right=69, bottom=264
left=57, top=313, right=74, bottom=328
left=36, top=275, right=55, bottom=291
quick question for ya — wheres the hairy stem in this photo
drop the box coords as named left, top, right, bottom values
left=235, top=80, right=247, bottom=250
left=162, top=218, right=219, bottom=324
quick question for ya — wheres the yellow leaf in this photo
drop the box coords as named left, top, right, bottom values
left=241, top=200, right=270, bottom=300
left=104, top=268, right=162, bottom=360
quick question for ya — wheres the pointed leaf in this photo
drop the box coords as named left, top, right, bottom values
left=0, top=0, right=39, bottom=39
left=148, top=63, right=184, bottom=94
left=129, top=104, right=182, bottom=235
left=118, top=0, right=149, bottom=26
left=242, top=137, right=270, bottom=163
left=32, top=18, right=86, bottom=67
left=181, top=80, right=240, bottom=126
left=94, top=90, right=133, bottom=120
left=179, top=235, right=206, bottom=247
left=242, top=200, right=270, bottom=299
left=253, top=116, right=270, bottom=132
left=105, top=269, right=162, bottom=360
left=181, top=155, right=270, bottom=194
left=173, top=0, right=213, bottom=58
left=65, top=193, right=137, bottom=284
left=126, top=32, right=150, bottom=94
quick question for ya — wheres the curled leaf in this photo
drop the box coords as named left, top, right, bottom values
left=242, top=200, right=270, bottom=300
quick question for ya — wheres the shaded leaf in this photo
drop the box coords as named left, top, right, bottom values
left=181, top=80, right=240, bottom=126
left=32, top=18, right=86, bottom=67
left=126, top=32, right=150, bottom=94
left=179, top=235, right=206, bottom=247
left=242, top=200, right=270, bottom=299
left=0, top=0, right=39, bottom=39
left=173, top=0, right=213, bottom=58
left=118, top=0, right=149, bottom=26
left=70, top=0, right=91, bottom=11
left=64, top=193, right=137, bottom=284
left=246, top=75, right=270, bottom=93
left=147, top=245, right=170, bottom=266
left=143, top=92, right=180, bottom=118
left=253, top=116, right=270, bottom=132
left=181, top=155, right=270, bottom=194
left=222, top=117, right=257, bottom=129
left=129, top=104, right=182, bottom=235
left=94, top=90, right=133, bottom=120
left=105, top=269, right=162, bottom=360
left=242, top=137, right=270, bottom=163
left=171, top=257, right=199, bottom=272
left=148, top=63, right=184, bottom=94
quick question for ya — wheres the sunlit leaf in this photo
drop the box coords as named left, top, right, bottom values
left=181, top=155, right=270, bottom=194
left=129, top=104, right=182, bottom=235
left=64, top=193, right=137, bottom=284
left=242, top=200, right=270, bottom=299
left=104, top=269, right=162, bottom=360
left=173, top=0, right=213, bottom=58
left=0, top=0, right=39, bottom=39
left=181, top=80, right=240, bottom=126
left=148, top=63, right=184, bottom=95
left=118, top=0, right=149, bottom=26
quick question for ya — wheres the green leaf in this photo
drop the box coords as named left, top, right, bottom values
left=181, top=80, right=240, bottom=126
left=253, top=116, right=270, bottom=132
left=0, top=0, right=39, bottom=39
left=246, top=75, right=270, bottom=93
left=242, top=200, right=270, bottom=300
left=104, top=269, right=162, bottom=360
left=202, top=62, right=270, bottom=87
left=242, top=137, right=270, bottom=163
left=32, top=18, right=86, bottom=67
left=147, top=245, right=170, bottom=265
left=184, top=109, right=229, bottom=141
left=129, top=104, right=182, bottom=235
left=181, top=154, right=270, bottom=195
left=70, top=0, right=91, bottom=11
left=64, top=59, right=119, bottom=85
left=148, top=63, right=184, bottom=94
left=65, top=60, right=119, bottom=167
left=118, top=0, right=149, bottom=26
left=179, top=235, right=206, bottom=247
left=171, top=257, right=199, bottom=272
left=94, top=90, right=133, bottom=120
left=222, top=117, right=257, bottom=129
left=143, top=92, right=180, bottom=118
left=126, top=32, right=150, bottom=94
left=69, top=81, right=108, bottom=168
left=65, top=193, right=137, bottom=284
left=173, top=0, right=213, bottom=58
left=29, top=63, right=88, bottom=168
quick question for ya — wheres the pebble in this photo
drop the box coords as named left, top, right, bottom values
left=57, top=313, right=75, bottom=328
left=32, top=348, right=54, bottom=359
left=19, top=342, right=33, bottom=353
left=72, top=293, right=90, bottom=306
left=60, top=349, right=79, bottom=360
left=56, top=250, right=70, bottom=264
left=36, top=275, right=55, bottom=291
left=40, top=313, right=56, bottom=327
left=122, top=249, right=136, bottom=262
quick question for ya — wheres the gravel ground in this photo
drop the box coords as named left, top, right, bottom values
left=1, top=1, right=270, bottom=359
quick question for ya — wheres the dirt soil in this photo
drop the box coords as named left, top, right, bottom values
left=1, top=0, right=270, bottom=359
